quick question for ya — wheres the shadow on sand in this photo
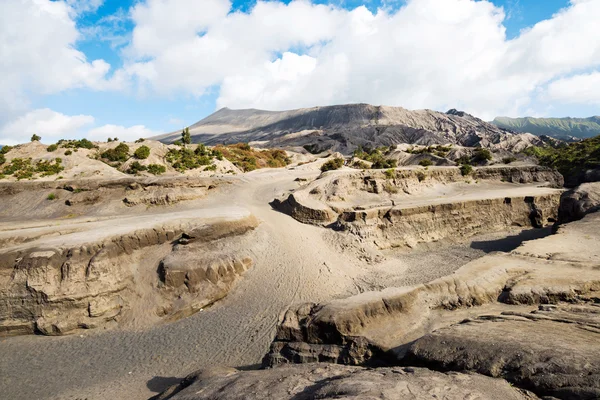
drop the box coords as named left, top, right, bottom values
left=470, top=226, right=553, bottom=253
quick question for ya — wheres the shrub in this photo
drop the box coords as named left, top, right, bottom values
left=460, top=164, right=473, bottom=176
left=0, top=154, right=4, bottom=165
left=352, top=160, right=370, bottom=169
left=419, top=158, right=433, bottom=167
left=107, top=138, right=113, bottom=142
left=31, top=134, right=41, bottom=142
left=135, top=138, right=145, bottom=143
left=204, top=164, right=217, bottom=171
left=173, top=140, right=182, bottom=146
left=47, top=144, right=58, bottom=152
left=320, top=157, right=344, bottom=172
left=3, top=158, right=35, bottom=179
left=101, top=143, right=130, bottom=162
left=35, top=158, right=64, bottom=176
left=126, top=161, right=147, bottom=175
left=134, top=145, right=151, bottom=160
left=472, top=148, right=492, bottom=163
left=502, top=156, right=517, bottom=164
left=64, top=150, right=72, bottom=156
left=384, top=169, right=396, bottom=179
left=416, top=171, right=426, bottom=182
left=147, top=164, right=166, bottom=175
left=0, top=146, right=13, bottom=154
left=47, top=193, right=57, bottom=200
left=60, top=139, right=96, bottom=149
left=353, top=146, right=397, bottom=169
left=212, top=143, right=290, bottom=172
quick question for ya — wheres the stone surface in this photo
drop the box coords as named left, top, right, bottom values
left=263, top=211, right=600, bottom=400
left=556, top=181, right=600, bottom=225
left=154, top=364, right=537, bottom=400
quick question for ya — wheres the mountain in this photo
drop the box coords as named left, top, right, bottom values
left=492, top=116, right=600, bottom=140
left=154, top=104, right=545, bottom=153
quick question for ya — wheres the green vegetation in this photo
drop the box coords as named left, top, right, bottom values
left=419, top=158, right=433, bottom=167
left=406, top=144, right=452, bottom=158
left=134, top=145, right=151, bottom=159
left=165, top=147, right=213, bottom=172
left=64, top=150, right=72, bottom=156
left=502, top=156, right=517, bottom=164
left=0, top=154, right=5, bottom=165
left=47, top=144, right=58, bottom=152
left=352, top=160, right=370, bottom=169
left=126, top=161, right=147, bottom=175
left=383, top=183, right=398, bottom=194
left=31, top=134, right=41, bottom=142
left=135, top=138, right=145, bottom=143
left=147, top=164, right=166, bottom=175
left=353, top=146, right=397, bottom=169
left=416, top=171, right=426, bottom=182
left=214, top=143, right=290, bottom=172
left=493, top=116, right=600, bottom=140
left=204, top=164, right=217, bottom=172
left=58, top=139, right=97, bottom=149
left=1, top=157, right=63, bottom=180
left=0, top=146, right=13, bottom=155
left=320, top=157, right=344, bottom=172
left=524, top=135, right=600, bottom=182
left=472, top=148, right=492, bottom=163
left=181, top=127, right=191, bottom=145
left=101, top=143, right=130, bottom=162
left=460, top=164, right=473, bottom=176
left=47, top=193, right=57, bottom=200
left=384, top=169, right=396, bottom=179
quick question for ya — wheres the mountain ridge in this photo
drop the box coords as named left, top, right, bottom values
left=492, top=116, right=600, bottom=140
left=153, top=103, right=544, bottom=153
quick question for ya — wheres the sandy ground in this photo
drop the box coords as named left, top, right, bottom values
left=0, top=166, right=551, bottom=400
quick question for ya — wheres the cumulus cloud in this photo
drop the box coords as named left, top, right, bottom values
left=87, top=124, right=159, bottom=142
left=0, top=109, right=95, bottom=145
left=0, top=0, right=112, bottom=125
left=116, top=0, right=600, bottom=119
left=546, top=71, right=600, bottom=105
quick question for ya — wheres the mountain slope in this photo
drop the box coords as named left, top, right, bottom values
left=154, top=104, right=544, bottom=153
left=492, top=116, right=600, bottom=140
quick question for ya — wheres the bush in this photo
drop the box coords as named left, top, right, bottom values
left=47, top=193, right=57, bottom=200
left=353, top=146, right=397, bottom=169
left=204, top=164, right=217, bottom=171
left=134, top=145, right=151, bottom=160
left=352, top=160, right=370, bottom=169
left=31, top=134, right=41, bottom=142
left=47, top=144, right=58, bottom=152
left=416, top=171, right=426, bottom=182
left=0, top=154, right=4, bottom=165
left=147, top=164, right=166, bottom=175
left=126, top=161, right=147, bottom=175
left=212, top=143, right=290, bottom=172
left=419, top=158, right=433, bottom=167
left=384, top=169, right=396, bottom=179
left=320, top=157, right=344, bottom=172
left=60, top=139, right=96, bottom=149
left=101, top=143, right=130, bottom=162
left=135, top=138, right=145, bottom=143
left=64, top=150, right=72, bottom=156
left=472, top=148, right=492, bottom=163
left=181, top=127, right=191, bottom=145
left=0, top=146, right=13, bottom=154
left=502, top=156, right=517, bottom=164
left=460, top=164, right=473, bottom=176
left=35, top=158, right=64, bottom=176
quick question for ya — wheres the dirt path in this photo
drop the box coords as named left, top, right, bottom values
left=0, top=167, right=538, bottom=400
left=0, top=168, right=366, bottom=400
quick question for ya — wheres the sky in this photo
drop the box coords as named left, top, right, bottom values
left=0, top=0, right=599, bottom=145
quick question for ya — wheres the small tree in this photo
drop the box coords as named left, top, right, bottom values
left=181, top=127, right=191, bottom=145
left=31, top=134, right=41, bottom=142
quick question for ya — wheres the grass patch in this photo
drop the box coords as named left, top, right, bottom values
left=320, top=157, right=344, bottom=172
left=213, top=143, right=290, bottom=172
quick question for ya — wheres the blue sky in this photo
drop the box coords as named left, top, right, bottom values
left=1, top=0, right=599, bottom=144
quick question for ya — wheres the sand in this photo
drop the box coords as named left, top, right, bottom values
left=0, top=165, right=554, bottom=400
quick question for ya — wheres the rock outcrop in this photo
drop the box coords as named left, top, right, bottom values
left=556, top=181, right=600, bottom=225
left=274, top=166, right=563, bottom=248
left=153, top=104, right=546, bottom=153
left=0, top=208, right=258, bottom=336
left=154, top=364, right=537, bottom=400
left=262, top=211, right=600, bottom=399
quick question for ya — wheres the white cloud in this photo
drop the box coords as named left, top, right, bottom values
left=115, top=0, right=600, bottom=119
left=0, top=109, right=95, bottom=144
left=546, top=71, right=600, bottom=105
left=0, top=0, right=112, bottom=125
left=66, top=0, right=104, bottom=15
left=87, top=124, right=159, bottom=142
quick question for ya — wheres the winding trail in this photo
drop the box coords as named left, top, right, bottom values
left=0, top=168, right=364, bottom=400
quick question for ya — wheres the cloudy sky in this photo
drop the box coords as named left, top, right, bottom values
left=0, top=0, right=599, bottom=144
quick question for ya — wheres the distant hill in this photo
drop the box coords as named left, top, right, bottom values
left=153, top=104, right=544, bottom=154
left=492, top=116, right=600, bottom=140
